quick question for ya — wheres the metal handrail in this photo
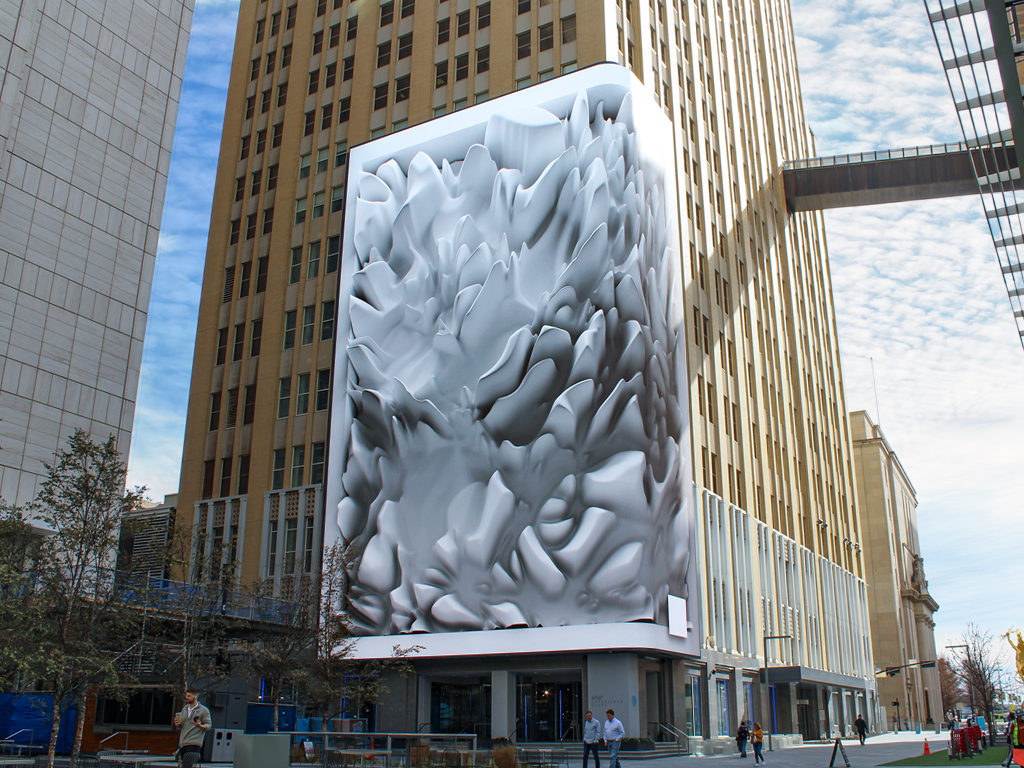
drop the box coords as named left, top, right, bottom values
left=651, top=723, right=688, bottom=755
left=98, top=733, right=129, bottom=751
left=783, top=141, right=974, bottom=170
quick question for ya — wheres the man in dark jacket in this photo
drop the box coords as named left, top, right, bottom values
left=855, top=715, right=868, bottom=745
left=736, top=721, right=750, bottom=757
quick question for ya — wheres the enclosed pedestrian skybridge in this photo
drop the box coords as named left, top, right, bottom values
left=782, top=141, right=1020, bottom=212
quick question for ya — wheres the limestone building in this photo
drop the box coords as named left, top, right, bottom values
left=0, top=0, right=194, bottom=504
left=851, top=410, right=940, bottom=728
left=177, top=0, right=875, bottom=748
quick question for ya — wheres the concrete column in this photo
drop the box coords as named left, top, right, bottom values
left=492, top=671, right=516, bottom=741
left=587, top=654, right=641, bottom=737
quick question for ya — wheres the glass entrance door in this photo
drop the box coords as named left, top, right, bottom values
left=516, top=678, right=582, bottom=741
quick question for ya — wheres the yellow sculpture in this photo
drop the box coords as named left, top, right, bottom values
left=1007, top=629, right=1024, bottom=685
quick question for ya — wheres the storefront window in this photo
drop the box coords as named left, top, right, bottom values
left=685, top=674, right=703, bottom=736
left=717, top=679, right=730, bottom=736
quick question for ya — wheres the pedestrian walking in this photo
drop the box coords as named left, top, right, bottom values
left=582, top=711, right=601, bottom=768
left=855, top=714, right=868, bottom=745
left=603, top=709, right=624, bottom=768
left=736, top=721, right=750, bottom=758
left=1004, top=710, right=1024, bottom=768
left=174, top=688, right=211, bottom=768
left=751, top=722, right=765, bottom=764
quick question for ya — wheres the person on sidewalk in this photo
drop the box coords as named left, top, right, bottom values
left=174, top=688, right=211, bottom=768
left=1004, top=711, right=1024, bottom=768
left=751, top=722, right=765, bottom=764
left=736, top=721, right=750, bottom=757
left=604, top=709, right=624, bottom=768
left=582, top=711, right=601, bottom=768
left=855, top=715, right=868, bottom=745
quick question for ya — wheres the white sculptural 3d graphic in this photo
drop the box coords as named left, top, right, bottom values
left=325, top=66, right=694, bottom=654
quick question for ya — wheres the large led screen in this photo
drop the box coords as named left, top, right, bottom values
left=324, top=65, right=696, bottom=656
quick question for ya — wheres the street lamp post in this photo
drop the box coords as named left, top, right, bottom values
left=763, top=634, right=792, bottom=747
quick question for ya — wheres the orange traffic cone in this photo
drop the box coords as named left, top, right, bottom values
left=924, top=740, right=931, bottom=755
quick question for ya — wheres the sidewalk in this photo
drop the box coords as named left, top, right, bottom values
left=609, top=731, right=1008, bottom=768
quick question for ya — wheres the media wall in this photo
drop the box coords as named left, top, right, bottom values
left=324, top=65, right=696, bottom=656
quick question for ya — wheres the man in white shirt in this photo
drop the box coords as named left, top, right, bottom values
left=603, top=709, right=624, bottom=768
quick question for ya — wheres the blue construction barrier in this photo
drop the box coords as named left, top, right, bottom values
left=245, top=703, right=296, bottom=733
left=0, top=693, right=76, bottom=754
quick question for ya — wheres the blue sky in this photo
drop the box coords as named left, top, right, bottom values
left=127, top=0, right=1024, bottom=680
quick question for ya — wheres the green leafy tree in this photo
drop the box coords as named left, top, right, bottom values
left=0, top=500, right=42, bottom=691
left=28, top=430, right=146, bottom=768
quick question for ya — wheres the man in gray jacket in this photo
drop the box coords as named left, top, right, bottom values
left=582, top=711, right=601, bottom=768
left=174, top=689, right=212, bottom=767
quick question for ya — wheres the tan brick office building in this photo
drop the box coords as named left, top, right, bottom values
left=177, top=0, right=876, bottom=747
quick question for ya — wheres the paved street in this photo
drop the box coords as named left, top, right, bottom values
left=616, top=731, right=1008, bottom=768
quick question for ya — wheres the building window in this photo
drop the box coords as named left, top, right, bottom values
left=283, top=516, right=298, bottom=573
left=339, top=97, right=351, bottom=121
left=216, top=328, right=228, bottom=365
left=240, top=135, right=250, bottom=159
left=237, top=454, right=250, bottom=495
left=325, top=62, right=337, bottom=88
left=343, top=56, right=354, bottom=81
left=97, top=691, right=177, bottom=728
left=539, top=23, right=553, bottom=51
left=232, top=323, right=244, bottom=361
left=347, top=16, right=358, bottom=39
left=230, top=218, right=240, bottom=244
left=299, top=153, right=311, bottom=179
left=477, top=45, right=489, bottom=73
left=202, top=461, right=215, bottom=499
left=316, top=369, right=331, bottom=411
left=295, top=373, right=310, bottom=415
left=380, top=1, right=394, bottom=25
left=243, top=384, right=256, bottom=425
left=220, top=457, right=232, bottom=498
left=335, top=141, right=348, bottom=167
left=303, top=516, right=315, bottom=572
left=246, top=213, right=257, bottom=240
left=272, top=450, right=285, bottom=491
left=518, top=0, right=530, bottom=14
left=244, top=97, right=255, bottom=121
left=435, top=60, right=448, bottom=88
left=271, top=11, right=280, bottom=36
left=321, top=103, right=333, bottom=130
left=226, top=388, right=238, bottom=428
left=437, top=18, right=450, bottom=44
left=251, top=169, right=262, bottom=196
left=326, top=236, right=340, bottom=272
left=398, top=32, right=413, bottom=58
left=306, top=242, right=320, bottom=280
left=716, top=679, right=729, bottom=736
left=262, top=207, right=273, bottom=234
left=209, top=392, right=221, bottom=431
left=255, top=18, right=265, bottom=42
left=311, top=442, right=326, bottom=484
left=317, top=0, right=327, bottom=16
left=250, top=319, right=263, bottom=357
left=250, top=58, right=259, bottom=81
left=373, top=83, right=388, bottom=110
left=321, top=300, right=335, bottom=340
left=330, top=23, right=340, bottom=47
left=308, top=69, right=319, bottom=95
left=304, top=111, right=315, bottom=136
left=291, top=446, right=305, bottom=489
left=295, top=198, right=307, bottom=225
left=290, top=247, right=302, bottom=283
left=455, top=53, right=468, bottom=80
left=331, top=186, right=344, bottom=213
left=391, top=72, right=411, bottom=101
left=301, top=306, right=316, bottom=345
left=223, top=266, right=235, bottom=302
left=278, top=378, right=291, bottom=418
left=267, top=519, right=279, bottom=574
left=272, top=122, right=283, bottom=147
left=281, top=44, right=292, bottom=67
left=255, top=129, right=266, bottom=154
left=266, top=50, right=276, bottom=74
left=267, top=164, right=278, bottom=190
left=457, top=10, right=470, bottom=35
left=284, top=310, right=297, bottom=349
left=562, top=14, right=576, bottom=42
left=277, top=82, right=288, bottom=107
left=256, top=256, right=268, bottom=293
left=517, top=31, right=530, bottom=59
left=312, top=192, right=324, bottom=219
left=478, top=2, right=490, bottom=28
left=286, top=4, right=296, bottom=29
left=378, top=40, right=392, bottom=69
left=239, top=261, right=251, bottom=297
left=401, top=0, right=415, bottom=17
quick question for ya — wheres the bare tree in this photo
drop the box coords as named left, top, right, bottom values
left=938, top=656, right=965, bottom=717
left=298, top=542, right=418, bottom=732
left=949, top=624, right=1003, bottom=743
left=28, top=430, right=146, bottom=768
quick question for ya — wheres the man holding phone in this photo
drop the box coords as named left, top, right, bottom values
left=174, top=688, right=211, bottom=768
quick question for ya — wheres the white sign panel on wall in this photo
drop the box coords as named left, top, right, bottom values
left=324, top=64, right=697, bottom=658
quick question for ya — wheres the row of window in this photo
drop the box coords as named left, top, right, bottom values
left=435, top=47, right=488, bottom=87
left=209, top=385, right=257, bottom=432
left=290, top=236, right=341, bottom=282
left=272, top=443, right=326, bottom=491
left=283, top=301, right=336, bottom=350
left=436, top=3, right=489, bottom=44
left=216, top=318, right=264, bottom=364
left=278, top=369, right=332, bottom=418
left=267, top=507, right=320, bottom=577
left=516, top=16, right=576, bottom=60
left=203, top=454, right=250, bottom=499
left=222, top=257, right=268, bottom=303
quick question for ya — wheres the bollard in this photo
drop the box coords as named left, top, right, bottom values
left=916, top=723, right=921, bottom=735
